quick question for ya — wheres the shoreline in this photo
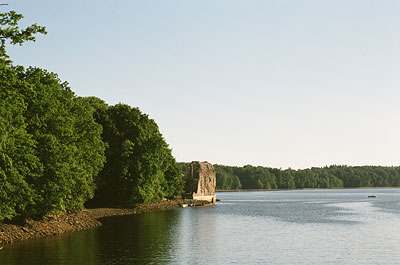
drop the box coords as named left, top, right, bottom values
left=0, top=200, right=181, bottom=247
left=216, top=186, right=400, bottom=192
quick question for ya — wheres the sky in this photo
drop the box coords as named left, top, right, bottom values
left=3, top=0, right=400, bottom=169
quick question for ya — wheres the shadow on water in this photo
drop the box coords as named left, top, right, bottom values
left=0, top=209, right=182, bottom=265
left=0, top=229, right=99, bottom=265
left=95, top=210, right=180, bottom=264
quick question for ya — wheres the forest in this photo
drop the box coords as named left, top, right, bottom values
left=213, top=164, right=400, bottom=190
left=0, top=10, right=183, bottom=221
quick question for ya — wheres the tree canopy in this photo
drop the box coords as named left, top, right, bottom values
left=204, top=164, right=400, bottom=190
left=0, top=60, right=107, bottom=220
left=0, top=62, right=183, bottom=221
left=87, top=100, right=183, bottom=207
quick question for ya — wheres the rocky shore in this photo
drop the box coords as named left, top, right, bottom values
left=0, top=200, right=181, bottom=246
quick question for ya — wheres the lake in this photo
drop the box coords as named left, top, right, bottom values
left=1, top=188, right=400, bottom=264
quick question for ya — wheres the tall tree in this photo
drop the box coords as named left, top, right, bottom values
left=89, top=102, right=183, bottom=206
left=15, top=68, right=106, bottom=214
left=0, top=61, right=41, bottom=221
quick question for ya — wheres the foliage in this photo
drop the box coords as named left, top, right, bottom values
left=0, top=60, right=106, bottom=220
left=0, top=60, right=41, bottom=220
left=210, top=164, right=400, bottom=190
left=0, top=11, right=47, bottom=220
left=0, top=10, right=47, bottom=59
left=18, top=68, right=106, bottom=215
left=0, top=61, right=182, bottom=220
left=87, top=101, right=183, bottom=206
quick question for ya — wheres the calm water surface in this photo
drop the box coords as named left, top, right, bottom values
left=1, top=189, right=400, bottom=264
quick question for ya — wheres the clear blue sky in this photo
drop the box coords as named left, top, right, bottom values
left=4, top=0, right=400, bottom=169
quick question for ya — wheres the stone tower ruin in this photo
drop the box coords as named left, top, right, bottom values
left=184, top=161, right=217, bottom=203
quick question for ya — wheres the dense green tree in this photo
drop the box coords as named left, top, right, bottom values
left=0, top=98, right=32, bottom=220
left=232, top=175, right=242, bottom=189
left=215, top=166, right=230, bottom=189
left=0, top=61, right=106, bottom=219
left=0, top=61, right=41, bottom=220
left=89, top=103, right=183, bottom=206
left=14, top=67, right=106, bottom=215
left=213, top=164, right=243, bottom=190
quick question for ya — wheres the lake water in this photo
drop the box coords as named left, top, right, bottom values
left=1, top=188, right=400, bottom=264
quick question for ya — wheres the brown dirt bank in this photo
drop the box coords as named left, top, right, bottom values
left=0, top=199, right=181, bottom=247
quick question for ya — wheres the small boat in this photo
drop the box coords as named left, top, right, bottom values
left=180, top=204, right=188, bottom=208
left=368, top=195, right=377, bottom=198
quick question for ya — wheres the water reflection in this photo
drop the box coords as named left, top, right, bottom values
left=0, top=210, right=181, bottom=265
left=175, top=207, right=217, bottom=264
left=95, top=210, right=181, bottom=264
left=0, top=229, right=99, bottom=265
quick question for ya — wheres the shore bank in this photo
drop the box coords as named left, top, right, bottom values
left=0, top=200, right=181, bottom=247
left=216, top=186, right=400, bottom=192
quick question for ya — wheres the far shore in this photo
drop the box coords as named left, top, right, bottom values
left=216, top=186, right=400, bottom=192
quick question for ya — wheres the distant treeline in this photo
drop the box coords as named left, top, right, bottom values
left=178, top=163, right=400, bottom=190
